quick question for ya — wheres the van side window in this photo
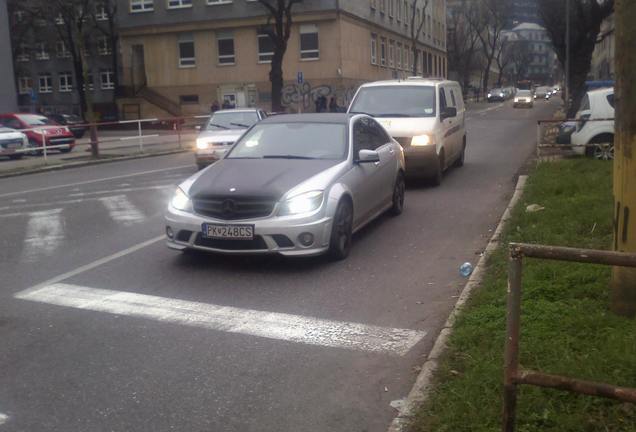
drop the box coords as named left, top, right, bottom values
left=449, top=89, right=457, bottom=107
left=439, top=88, right=447, bottom=111
left=581, top=94, right=590, bottom=111
left=607, top=94, right=615, bottom=109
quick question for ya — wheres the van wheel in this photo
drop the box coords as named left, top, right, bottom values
left=430, top=150, right=444, bottom=187
left=328, top=199, right=353, bottom=261
left=454, top=138, right=466, bottom=168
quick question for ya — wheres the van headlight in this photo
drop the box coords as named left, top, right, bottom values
left=514, top=98, right=520, bottom=103
left=196, top=138, right=210, bottom=150
left=411, top=134, right=434, bottom=146
left=279, top=191, right=323, bottom=216
left=170, top=187, right=192, bottom=212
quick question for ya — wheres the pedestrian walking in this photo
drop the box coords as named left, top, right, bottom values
left=210, top=100, right=219, bottom=112
left=329, top=97, right=338, bottom=113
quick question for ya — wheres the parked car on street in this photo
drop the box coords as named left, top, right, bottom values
left=347, top=78, right=466, bottom=186
left=0, top=127, right=27, bottom=160
left=513, top=90, right=534, bottom=108
left=195, top=108, right=267, bottom=170
left=48, top=113, right=87, bottom=138
left=571, top=87, right=615, bottom=159
left=166, top=114, right=406, bottom=260
left=0, top=113, right=75, bottom=154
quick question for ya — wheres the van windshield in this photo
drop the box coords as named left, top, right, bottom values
left=349, top=85, right=436, bottom=118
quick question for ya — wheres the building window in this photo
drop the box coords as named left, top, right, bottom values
left=404, top=0, right=409, bottom=25
left=207, top=0, right=233, bottom=4
left=59, top=72, right=73, bottom=92
left=300, top=24, right=319, bottom=60
left=388, top=40, right=394, bottom=68
left=55, top=13, right=64, bottom=25
left=380, top=37, right=386, bottom=66
left=379, top=0, right=385, bottom=13
left=217, top=31, right=235, bottom=64
left=17, top=44, right=30, bottom=62
left=100, top=69, right=114, bottom=89
left=38, top=74, right=53, bottom=93
left=370, top=0, right=376, bottom=10
left=56, top=41, right=71, bottom=58
left=131, top=0, right=154, bottom=12
left=180, top=95, right=199, bottom=104
left=14, top=10, right=25, bottom=22
left=178, top=33, right=196, bottom=67
left=98, top=37, right=112, bottom=55
left=96, top=4, right=108, bottom=20
left=35, top=42, right=49, bottom=60
left=389, top=0, right=394, bottom=17
left=18, top=77, right=33, bottom=95
left=257, top=32, right=274, bottom=63
left=396, top=42, right=402, bottom=69
left=396, top=0, right=401, bottom=21
left=168, top=0, right=192, bottom=8
left=370, top=33, right=377, bottom=65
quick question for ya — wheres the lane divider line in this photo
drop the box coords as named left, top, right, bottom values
left=15, top=283, right=427, bottom=356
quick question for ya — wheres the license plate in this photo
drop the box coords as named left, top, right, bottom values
left=202, top=223, right=254, bottom=240
left=6, top=143, right=19, bottom=149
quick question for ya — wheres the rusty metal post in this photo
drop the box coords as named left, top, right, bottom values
left=536, top=121, right=541, bottom=159
left=503, top=245, right=523, bottom=432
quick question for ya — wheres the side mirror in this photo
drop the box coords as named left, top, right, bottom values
left=356, top=149, right=380, bottom=164
left=441, top=107, right=457, bottom=120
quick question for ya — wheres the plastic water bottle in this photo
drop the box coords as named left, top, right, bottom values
left=459, top=262, right=473, bottom=278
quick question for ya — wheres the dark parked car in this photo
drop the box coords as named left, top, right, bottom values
left=556, top=121, right=577, bottom=145
left=48, top=114, right=87, bottom=138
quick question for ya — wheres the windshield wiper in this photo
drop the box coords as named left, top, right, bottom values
left=207, top=123, right=229, bottom=129
left=230, top=122, right=251, bottom=128
left=262, top=155, right=317, bottom=160
left=374, top=113, right=413, bottom=118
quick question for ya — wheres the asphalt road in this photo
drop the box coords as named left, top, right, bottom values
left=0, top=99, right=558, bottom=432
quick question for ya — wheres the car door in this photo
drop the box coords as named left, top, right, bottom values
left=438, top=86, right=455, bottom=164
left=348, top=118, right=384, bottom=226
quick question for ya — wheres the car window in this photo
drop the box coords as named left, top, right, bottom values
left=439, top=87, right=448, bottom=111
left=349, top=85, right=436, bottom=118
left=449, top=89, right=457, bottom=108
left=1, top=118, right=22, bottom=129
left=16, top=114, right=55, bottom=126
left=227, top=122, right=347, bottom=160
left=206, top=112, right=259, bottom=130
left=606, top=94, right=615, bottom=109
left=353, top=117, right=380, bottom=155
left=580, top=94, right=590, bottom=111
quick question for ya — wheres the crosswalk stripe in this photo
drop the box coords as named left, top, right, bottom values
left=99, top=195, right=145, bottom=225
left=0, top=412, right=8, bottom=425
left=21, top=209, right=64, bottom=263
left=15, top=283, right=427, bottom=356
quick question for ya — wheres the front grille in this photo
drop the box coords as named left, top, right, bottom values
left=47, top=138, right=74, bottom=144
left=193, top=196, right=275, bottom=220
left=0, top=139, right=23, bottom=149
left=395, top=137, right=411, bottom=148
left=194, top=233, right=268, bottom=251
left=271, top=234, right=294, bottom=248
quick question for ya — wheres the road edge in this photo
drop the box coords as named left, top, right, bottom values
left=387, top=174, right=529, bottom=432
left=0, top=148, right=190, bottom=179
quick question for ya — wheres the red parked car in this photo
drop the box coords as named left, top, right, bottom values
left=0, top=113, right=76, bottom=154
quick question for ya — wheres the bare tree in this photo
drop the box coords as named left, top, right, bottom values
left=408, top=0, right=430, bottom=76
left=256, top=0, right=302, bottom=112
left=494, top=35, right=513, bottom=87
left=538, top=0, right=614, bottom=117
left=507, top=39, right=532, bottom=84
left=447, top=0, right=482, bottom=93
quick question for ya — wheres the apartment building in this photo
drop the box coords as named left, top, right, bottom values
left=0, top=0, right=17, bottom=112
left=511, top=22, right=556, bottom=83
left=116, top=0, right=448, bottom=118
left=590, top=13, right=614, bottom=81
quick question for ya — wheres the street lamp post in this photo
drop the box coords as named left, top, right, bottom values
left=565, top=0, right=570, bottom=113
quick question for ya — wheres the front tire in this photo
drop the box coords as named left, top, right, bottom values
left=429, top=150, right=444, bottom=187
left=328, top=199, right=353, bottom=261
left=454, top=138, right=466, bottom=168
left=389, top=173, right=405, bottom=216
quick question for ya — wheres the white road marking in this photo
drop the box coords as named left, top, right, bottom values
left=21, top=209, right=64, bottom=262
left=12, top=199, right=26, bottom=203
left=68, top=184, right=172, bottom=198
left=0, top=413, right=8, bottom=425
left=16, top=283, right=427, bottom=356
left=0, top=165, right=192, bottom=199
left=99, top=195, right=145, bottom=225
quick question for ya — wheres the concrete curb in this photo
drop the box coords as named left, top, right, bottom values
left=0, top=148, right=190, bottom=179
left=387, top=175, right=529, bottom=432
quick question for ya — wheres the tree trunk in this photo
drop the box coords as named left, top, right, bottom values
left=610, top=0, right=636, bottom=318
left=269, top=46, right=285, bottom=112
left=482, top=57, right=493, bottom=94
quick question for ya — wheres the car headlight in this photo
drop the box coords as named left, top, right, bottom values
left=170, top=187, right=192, bottom=212
left=196, top=138, right=210, bottom=150
left=279, top=190, right=324, bottom=216
left=514, top=98, right=519, bottom=103
left=411, top=134, right=434, bottom=146
left=487, top=93, right=492, bottom=98
left=499, top=93, right=504, bottom=97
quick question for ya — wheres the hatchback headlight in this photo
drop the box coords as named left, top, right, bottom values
left=196, top=138, right=210, bottom=150
left=411, top=134, right=434, bottom=146
left=279, top=191, right=324, bottom=216
left=170, top=187, right=192, bottom=212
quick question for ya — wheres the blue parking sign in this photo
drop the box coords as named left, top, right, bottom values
left=30, top=89, right=37, bottom=102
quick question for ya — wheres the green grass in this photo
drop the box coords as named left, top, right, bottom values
left=411, top=159, right=636, bottom=432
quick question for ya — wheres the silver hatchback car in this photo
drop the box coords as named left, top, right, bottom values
left=165, top=114, right=405, bottom=260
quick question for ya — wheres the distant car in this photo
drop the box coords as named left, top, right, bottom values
left=535, top=86, right=552, bottom=99
left=571, top=87, right=615, bottom=159
left=0, top=113, right=75, bottom=154
left=166, top=113, right=406, bottom=260
left=48, top=113, right=87, bottom=138
left=487, top=88, right=506, bottom=102
left=348, top=78, right=466, bottom=185
left=0, top=127, right=27, bottom=160
left=513, top=90, right=534, bottom=108
left=195, top=109, right=267, bottom=170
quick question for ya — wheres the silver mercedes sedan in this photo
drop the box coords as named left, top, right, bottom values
left=165, top=113, right=405, bottom=260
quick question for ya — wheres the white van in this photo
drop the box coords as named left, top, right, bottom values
left=347, top=78, right=466, bottom=185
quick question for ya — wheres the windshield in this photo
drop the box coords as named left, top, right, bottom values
left=490, top=88, right=503, bottom=94
left=205, top=112, right=259, bottom=130
left=227, top=123, right=347, bottom=160
left=349, top=85, right=436, bottom=118
left=17, top=115, right=56, bottom=126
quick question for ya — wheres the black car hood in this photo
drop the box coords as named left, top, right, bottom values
left=188, top=159, right=340, bottom=200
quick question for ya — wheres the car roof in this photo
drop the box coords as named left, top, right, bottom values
left=588, top=87, right=613, bottom=96
left=214, top=109, right=260, bottom=114
left=358, top=78, right=456, bottom=87
left=260, top=113, right=356, bottom=125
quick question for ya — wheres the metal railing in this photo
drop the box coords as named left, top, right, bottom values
left=536, top=118, right=615, bottom=159
left=503, top=242, right=636, bottom=432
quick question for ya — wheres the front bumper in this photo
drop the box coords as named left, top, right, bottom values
left=403, top=145, right=438, bottom=178
left=165, top=206, right=333, bottom=256
left=513, top=101, right=533, bottom=108
left=195, top=147, right=229, bottom=166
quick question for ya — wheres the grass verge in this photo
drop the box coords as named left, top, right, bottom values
left=411, top=159, right=636, bottom=432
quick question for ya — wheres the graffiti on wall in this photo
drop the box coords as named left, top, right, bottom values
left=281, top=81, right=360, bottom=111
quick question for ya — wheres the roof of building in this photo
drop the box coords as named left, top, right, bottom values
left=512, top=22, right=546, bottom=31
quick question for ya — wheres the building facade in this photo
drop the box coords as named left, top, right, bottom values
left=510, top=0, right=540, bottom=27
left=510, top=22, right=556, bottom=84
left=116, top=0, right=448, bottom=118
left=0, top=0, right=17, bottom=112
left=590, top=13, right=614, bottom=81
left=8, top=1, right=117, bottom=118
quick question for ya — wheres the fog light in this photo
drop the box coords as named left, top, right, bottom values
left=298, top=232, right=314, bottom=247
left=166, top=226, right=174, bottom=239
